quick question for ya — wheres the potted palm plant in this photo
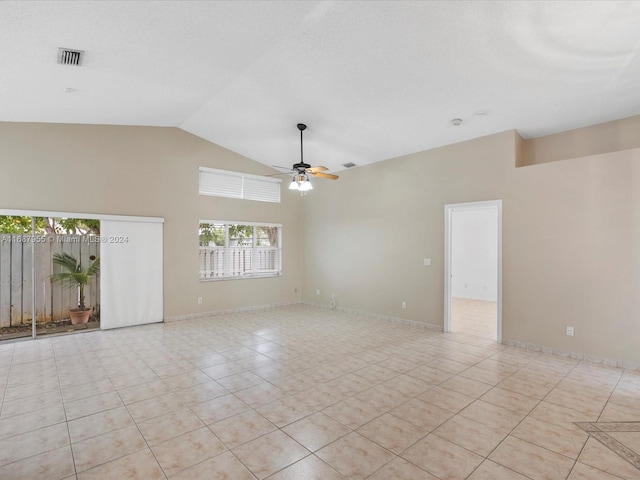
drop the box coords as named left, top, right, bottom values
left=51, top=252, right=100, bottom=324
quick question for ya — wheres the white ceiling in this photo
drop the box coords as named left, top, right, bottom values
left=1, top=1, right=639, bottom=173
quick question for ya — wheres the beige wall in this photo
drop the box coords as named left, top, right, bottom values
left=507, top=146, right=640, bottom=364
left=519, top=115, right=640, bottom=167
left=302, top=130, right=640, bottom=366
left=2, top=120, right=639, bottom=366
left=0, top=122, right=302, bottom=318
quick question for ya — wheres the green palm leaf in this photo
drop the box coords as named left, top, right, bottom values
left=51, top=253, right=100, bottom=310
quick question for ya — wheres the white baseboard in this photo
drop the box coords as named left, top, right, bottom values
left=301, top=301, right=443, bottom=331
left=164, top=302, right=299, bottom=322
left=502, top=337, right=640, bottom=371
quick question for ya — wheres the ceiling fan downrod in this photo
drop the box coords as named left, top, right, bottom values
left=295, top=123, right=310, bottom=171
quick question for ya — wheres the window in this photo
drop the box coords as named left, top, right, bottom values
left=199, top=167, right=281, bottom=203
left=199, top=221, right=282, bottom=280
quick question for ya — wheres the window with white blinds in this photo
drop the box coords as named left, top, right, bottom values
left=199, top=167, right=281, bottom=203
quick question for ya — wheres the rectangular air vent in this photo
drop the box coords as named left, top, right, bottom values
left=57, top=47, right=84, bottom=66
left=342, top=162, right=357, bottom=168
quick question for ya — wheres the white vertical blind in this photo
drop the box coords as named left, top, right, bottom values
left=100, top=219, right=163, bottom=329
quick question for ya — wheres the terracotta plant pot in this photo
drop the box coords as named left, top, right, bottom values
left=69, top=309, right=91, bottom=324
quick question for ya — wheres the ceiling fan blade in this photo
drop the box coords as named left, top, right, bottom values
left=272, top=165, right=293, bottom=171
left=306, top=166, right=328, bottom=173
left=311, top=172, right=339, bottom=180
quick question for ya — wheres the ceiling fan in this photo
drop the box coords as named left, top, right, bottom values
left=273, top=123, right=339, bottom=192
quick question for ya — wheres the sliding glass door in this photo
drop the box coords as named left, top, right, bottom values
left=0, top=210, right=163, bottom=341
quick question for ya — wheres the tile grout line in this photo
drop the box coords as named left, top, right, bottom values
left=424, top=348, right=592, bottom=479
left=52, top=340, right=80, bottom=480
left=2, top=306, right=637, bottom=479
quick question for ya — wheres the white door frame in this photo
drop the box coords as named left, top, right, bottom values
left=444, top=200, right=502, bottom=342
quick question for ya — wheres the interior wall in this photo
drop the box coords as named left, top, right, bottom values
left=519, top=115, right=640, bottom=167
left=302, top=129, right=640, bottom=366
left=506, top=146, right=640, bottom=365
left=0, top=122, right=302, bottom=318
left=451, top=207, right=498, bottom=301
left=301, top=131, right=512, bottom=329
left=2, top=120, right=638, bottom=366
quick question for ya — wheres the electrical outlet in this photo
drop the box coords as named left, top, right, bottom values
left=402, top=301, right=407, bottom=309
left=566, top=326, right=574, bottom=336
left=197, top=297, right=202, bottom=304
left=316, top=289, right=320, bottom=296
left=423, top=258, right=431, bottom=266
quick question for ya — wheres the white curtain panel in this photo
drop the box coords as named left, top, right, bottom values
left=100, top=219, right=163, bottom=329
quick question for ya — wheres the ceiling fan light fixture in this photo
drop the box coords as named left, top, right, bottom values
left=282, top=123, right=336, bottom=193
left=299, top=179, right=313, bottom=191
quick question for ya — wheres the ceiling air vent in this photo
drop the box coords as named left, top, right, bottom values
left=57, top=47, right=84, bottom=66
left=342, top=162, right=357, bottom=168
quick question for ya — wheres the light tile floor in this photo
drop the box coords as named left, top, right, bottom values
left=451, top=297, right=497, bottom=339
left=0, top=305, right=639, bottom=479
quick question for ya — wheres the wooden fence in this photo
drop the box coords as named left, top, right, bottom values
left=0, top=234, right=100, bottom=327
left=199, top=246, right=279, bottom=279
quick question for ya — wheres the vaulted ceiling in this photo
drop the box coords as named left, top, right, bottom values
left=1, top=1, right=639, bottom=172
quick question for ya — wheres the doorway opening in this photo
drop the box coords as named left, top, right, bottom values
left=444, top=200, right=502, bottom=342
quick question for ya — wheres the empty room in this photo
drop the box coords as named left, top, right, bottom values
left=0, top=1, right=639, bottom=479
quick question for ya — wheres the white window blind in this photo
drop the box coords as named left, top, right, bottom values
left=199, top=167, right=281, bottom=203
